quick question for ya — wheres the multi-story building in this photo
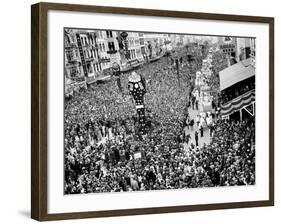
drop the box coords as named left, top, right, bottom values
left=143, top=33, right=169, bottom=58
left=218, top=36, right=237, bottom=61
left=103, top=30, right=121, bottom=68
left=160, top=34, right=172, bottom=52
left=76, top=31, right=102, bottom=78
left=64, top=29, right=84, bottom=81
left=138, top=33, right=146, bottom=56
left=236, top=37, right=256, bottom=64
left=95, top=30, right=110, bottom=70
left=127, top=32, right=143, bottom=63
left=65, top=29, right=123, bottom=82
left=169, top=34, right=184, bottom=49
left=218, top=36, right=255, bottom=66
left=64, top=30, right=175, bottom=85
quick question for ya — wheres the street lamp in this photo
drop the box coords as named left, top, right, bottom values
left=120, top=31, right=130, bottom=65
left=112, top=62, right=122, bottom=92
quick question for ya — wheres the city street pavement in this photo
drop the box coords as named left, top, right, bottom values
left=186, top=106, right=211, bottom=148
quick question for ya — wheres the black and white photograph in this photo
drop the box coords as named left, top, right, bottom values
left=63, top=28, right=256, bottom=194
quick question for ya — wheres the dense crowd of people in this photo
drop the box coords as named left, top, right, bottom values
left=64, top=46, right=255, bottom=194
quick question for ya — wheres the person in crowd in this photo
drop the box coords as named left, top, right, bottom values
left=189, top=119, right=194, bottom=131
left=192, top=96, right=195, bottom=110
left=209, top=123, right=214, bottom=137
left=185, top=117, right=190, bottom=130
left=196, top=114, right=200, bottom=127
left=185, top=133, right=191, bottom=145
left=199, top=123, right=204, bottom=137
left=195, top=131, right=199, bottom=147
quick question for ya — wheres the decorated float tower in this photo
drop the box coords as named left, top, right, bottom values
left=128, top=71, right=147, bottom=135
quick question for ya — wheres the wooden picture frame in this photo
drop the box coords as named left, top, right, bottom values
left=31, top=2, right=274, bottom=221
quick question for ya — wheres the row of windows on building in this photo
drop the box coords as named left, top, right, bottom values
left=66, top=46, right=114, bottom=63
left=86, top=62, right=102, bottom=74
left=80, top=34, right=96, bottom=47
left=98, top=43, right=106, bottom=52
left=82, top=40, right=117, bottom=53
left=106, top=30, right=113, bottom=38
left=66, top=59, right=113, bottom=78
left=65, top=49, right=79, bottom=62
left=128, top=39, right=141, bottom=47
left=66, top=40, right=153, bottom=64
left=128, top=49, right=142, bottom=60
left=93, top=30, right=112, bottom=39
left=80, top=33, right=116, bottom=52
left=86, top=30, right=114, bottom=40
left=66, top=62, right=102, bottom=78
left=222, top=48, right=235, bottom=53
left=139, top=38, right=145, bottom=46
left=108, top=42, right=116, bottom=52
left=82, top=48, right=98, bottom=60
left=222, top=46, right=254, bottom=60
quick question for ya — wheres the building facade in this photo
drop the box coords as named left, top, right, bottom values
left=236, top=37, right=256, bottom=66
left=64, top=29, right=84, bottom=81
left=218, top=36, right=256, bottom=66
left=64, top=29, right=172, bottom=83
left=127, top=32, right=143, bottom=63
left=103, top=30, right=121, bottom=69
left=142, top=33, right=170, bottom=58
left=77, top=31, right=102, bottom=78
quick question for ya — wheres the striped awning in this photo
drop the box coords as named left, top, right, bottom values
left=221, top=90, right=255, bottom=116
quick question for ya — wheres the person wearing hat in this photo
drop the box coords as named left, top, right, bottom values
left=194, top=131, right=199, bottom=147
left=199, top=123, right=204, bottom=137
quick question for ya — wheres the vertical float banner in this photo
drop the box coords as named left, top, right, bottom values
left=128, top=71, right=147, bottom=135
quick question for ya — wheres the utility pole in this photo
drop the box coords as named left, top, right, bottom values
left=176, top=57, right=180, bottom=88
left=120, top=31, right=130, bottom=67
left=112, top=62, right=123, bottom=93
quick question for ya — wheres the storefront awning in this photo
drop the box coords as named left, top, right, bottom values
left=219, top=58, right=255, bottom=91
